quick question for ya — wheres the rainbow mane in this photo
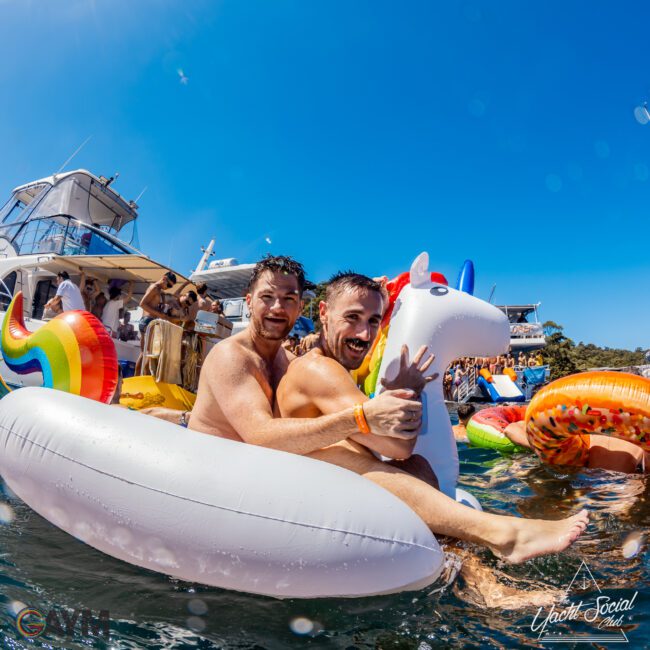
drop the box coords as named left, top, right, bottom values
left=1, top=292, right=118, bottom=403
left=353, top=270, right=448, bottom=395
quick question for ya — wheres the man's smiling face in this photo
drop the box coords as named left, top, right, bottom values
left=320, top=288, right=384, bottom=370
left=247, top=270, right=303, bottom=341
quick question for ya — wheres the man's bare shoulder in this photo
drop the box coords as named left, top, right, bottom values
left=286, top=348, right=349, bottom=383
left=204, top=331, right=256, bottom=371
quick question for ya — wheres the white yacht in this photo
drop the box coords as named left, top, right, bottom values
left=0, top=169, right=191, bottom=388
left=190, top=240, right=255, bottom=335
left=496, top=303, right=546, bottom=351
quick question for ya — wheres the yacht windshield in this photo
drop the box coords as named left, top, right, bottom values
left=0, top=183, right=48, bottom=227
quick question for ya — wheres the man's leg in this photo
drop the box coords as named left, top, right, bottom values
left=135, top=327, right=146, bottom=375
left=308, top=441, right=588, bottom=563
left=588, top=435, right=646, bottom=473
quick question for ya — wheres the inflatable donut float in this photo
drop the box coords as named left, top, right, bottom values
left=466, top=405, right=528, bottom=453
left=526, top=371, right=650, bottom=466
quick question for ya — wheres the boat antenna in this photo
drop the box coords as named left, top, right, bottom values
left=133, top=186, right=148, bottom=204
left=195, top=239, right=215, bottom=273
left=55, top=135, right=93, bottom=175
left=488, top=283, right=497, bottom=304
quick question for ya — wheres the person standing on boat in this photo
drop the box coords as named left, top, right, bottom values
left=134, top=270, right=178, bottom=374
left=44, top=271, right=85, bottom=314
left=102, top=282, right=134, bottom=338
left=195, top=283, right=214, bottom=312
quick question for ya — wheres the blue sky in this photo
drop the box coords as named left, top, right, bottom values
left=0, top=0, right=648, bottom=349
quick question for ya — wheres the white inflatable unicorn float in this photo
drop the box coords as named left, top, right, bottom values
left=0, top=251, right=509, bottom=599
left=376, top=252, right=510, bottom=497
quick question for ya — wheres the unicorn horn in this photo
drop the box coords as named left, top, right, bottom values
left=455, top=259, right=475, bottom=295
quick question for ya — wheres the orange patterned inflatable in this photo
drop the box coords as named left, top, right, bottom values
left=526, top=371, right=650, bottom=466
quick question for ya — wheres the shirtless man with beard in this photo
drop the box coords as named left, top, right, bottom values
left=190, top=258, right=589, bottom=565
left=273, top=271, right=589, bottom=564
left=189, top=255, right=424, bottom=457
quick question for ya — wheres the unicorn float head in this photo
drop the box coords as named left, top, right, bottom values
left=374, top=252, right=510, bottom=497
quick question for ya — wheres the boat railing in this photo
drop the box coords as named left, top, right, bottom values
left=0, top=215, right=137, bottom=258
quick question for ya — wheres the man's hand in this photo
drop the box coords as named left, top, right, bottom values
left=379, top=344, right=439, bottom=396
left=362, top=388, right=422, bottom=440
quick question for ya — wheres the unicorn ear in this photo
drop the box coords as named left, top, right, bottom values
left=409, top=252, right=430, bottom=288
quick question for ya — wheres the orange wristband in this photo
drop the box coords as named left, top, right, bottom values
left=353, top=403, right=370, bottom=435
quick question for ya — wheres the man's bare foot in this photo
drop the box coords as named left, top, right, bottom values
left=489, top=510, right=589, bottom=564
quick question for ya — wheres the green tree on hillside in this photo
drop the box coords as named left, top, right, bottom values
left=542, top=321, right=578, bottom=380
left=541, top=321, right=645, bottom=380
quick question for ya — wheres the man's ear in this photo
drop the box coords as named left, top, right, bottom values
left=319, top=300, right=328, bottom=325
left=246, top=293, right=252, bottom=309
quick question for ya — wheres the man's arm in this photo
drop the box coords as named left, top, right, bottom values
left=205, top=345, right=417, bottom=456
left=206, top=345, right=360, bottom=454
left=124, top=281, right=134, bottom=306
left=172, top=280, right=190, bottom=297
left=288, top=355, right=420, bottom=459
left=45, top=295, right=62, bottom=310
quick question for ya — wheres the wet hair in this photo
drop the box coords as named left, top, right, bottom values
left=57, top=271, right=70, bottom=280
left=325, top=271, right=383, bottom=305
left=457, top=403, right=476, bottom=424
left=185, top=290, right=198, bottom=303
left=248, top=255, right=306, bottom=295
left=196, top=282, right=208, bottom=295
left=164, top=271, right=177, bottom=285
left=108, top=286, right=122, bottom=300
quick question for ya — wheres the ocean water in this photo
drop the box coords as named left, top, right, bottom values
left=0, top=422, right=647, bottom=649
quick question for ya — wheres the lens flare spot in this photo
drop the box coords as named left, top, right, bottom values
left=634, top=105, right=650, bottom=125
left=8, top=600, right=27, bottom=616
left=634, top=163, right=649, bottom=181
left=545, top=174, right=562, bottom=192
left=186, top=616, right=206, bottom=632
left=622, top=531, right=644, bottom=558
left=468, top=98, right=486, bottom=117
left=289, top=617, right=314, bottom=635
left=0, top=503, right=14, bottom=524
left=188, top=598, right=208, bottom=616
left=594, top=140, right=610, bottom=158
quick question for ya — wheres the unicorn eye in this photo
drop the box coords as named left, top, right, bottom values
left=429, top=286, right=449, bottom=297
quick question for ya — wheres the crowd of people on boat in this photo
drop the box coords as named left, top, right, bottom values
left=443, top=352, right=545, bottom=400
left=44, top=270, right=225, bottom=346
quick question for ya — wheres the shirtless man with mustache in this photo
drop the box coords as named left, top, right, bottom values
left=190, top=257, right=589, bottom=564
